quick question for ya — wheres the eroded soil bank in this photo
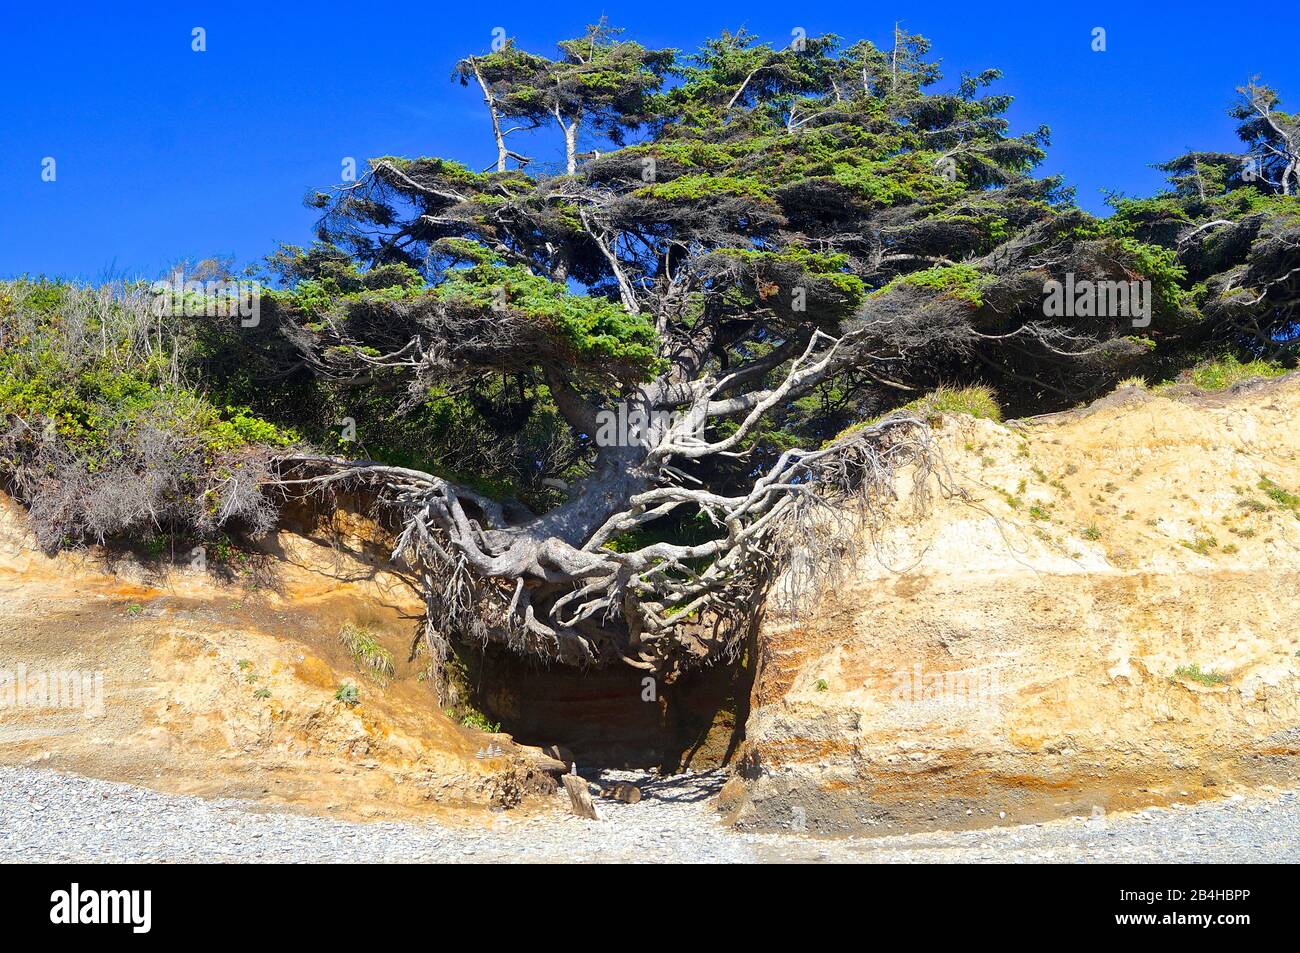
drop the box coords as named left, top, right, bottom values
left=724, top=376, right=1300, bottom=834
left=0, top=493, right=560, bottom=822
left=0, top=486, right=744, bottom=822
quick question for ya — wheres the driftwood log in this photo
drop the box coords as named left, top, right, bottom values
left=599, top=782, right=642, bottom=804
left=561, top=774, right=601, bottom=820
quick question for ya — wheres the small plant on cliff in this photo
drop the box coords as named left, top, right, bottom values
left=1172, top=355, right=1287, bottom=392
left=906, top=385, right=1002, bottom=426
left=1258, top=477, right=1300, bottom=511
left=457, top=709, right=501, bottom=733
left=1180, top=535, right=1219, bottom=555
left=339, top=623, right=395, bottom=681
left=335, top=682, right=360, bottom=707
left=1173, top=664, right=1229, bottom=686
left=828, top=385, right=1002, bottom=444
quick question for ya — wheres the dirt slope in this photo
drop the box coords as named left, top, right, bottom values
left=0, top=495, right=556, bottom=822
left=723, top=375, right=1300, bottom=834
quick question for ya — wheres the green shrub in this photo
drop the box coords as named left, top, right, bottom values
left=457, top=709, right=501, bottom=733
left=1181, top=535, right=1218, bottom=555
left=827, top=385, right=1001, bottom=445
left=0, top=279, right=293, bottom=551
left=875, top=263, right=988, bottom=306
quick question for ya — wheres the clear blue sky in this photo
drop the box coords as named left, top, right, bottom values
left=1, top=0, right=1296, bottom=282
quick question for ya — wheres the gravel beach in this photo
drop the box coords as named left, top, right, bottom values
left=2, top=765, right=1296, bottom=863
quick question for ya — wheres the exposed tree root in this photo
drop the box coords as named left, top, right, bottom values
left=273, top=406, right=941, bottom=692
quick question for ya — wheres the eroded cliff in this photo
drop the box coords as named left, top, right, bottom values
left=723, top=375, right=1300, bottom=833
left=0, top=494, right=558, bottom=821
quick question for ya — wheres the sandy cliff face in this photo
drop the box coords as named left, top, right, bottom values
left=0, top=495, right=556, bottom=821
left=723, top=376, right=1300, bottom=833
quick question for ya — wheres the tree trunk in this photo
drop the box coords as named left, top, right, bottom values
left=564, top=120, right=578, bottom=175
left=469, top=57, right=508, bottom=172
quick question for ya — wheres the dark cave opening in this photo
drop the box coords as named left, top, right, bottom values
left=448, top=639, right=754, bottom=773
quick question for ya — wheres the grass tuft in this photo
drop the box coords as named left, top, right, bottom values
left=1180, top=535, right=1219, bottom=555
left=1161, top=354, right=1287, bottom=392
left=1259, top=476, right=1300, bottom=511
left=827, top=385, right=1001, bottom=445
left=905, top=385, right=1002, bottom=425
left=339, top=623, right=395, bottom=681
left=1173, top=664, right=1229, bottom=686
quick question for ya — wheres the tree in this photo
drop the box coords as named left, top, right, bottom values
left=455, top=20, right=673, bottom=175
left=242, top=28, right=1290, bottom=686
left=1108, top=79, right=1300, bottom=364
left=1233, top=80, right=1299, bottom=197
